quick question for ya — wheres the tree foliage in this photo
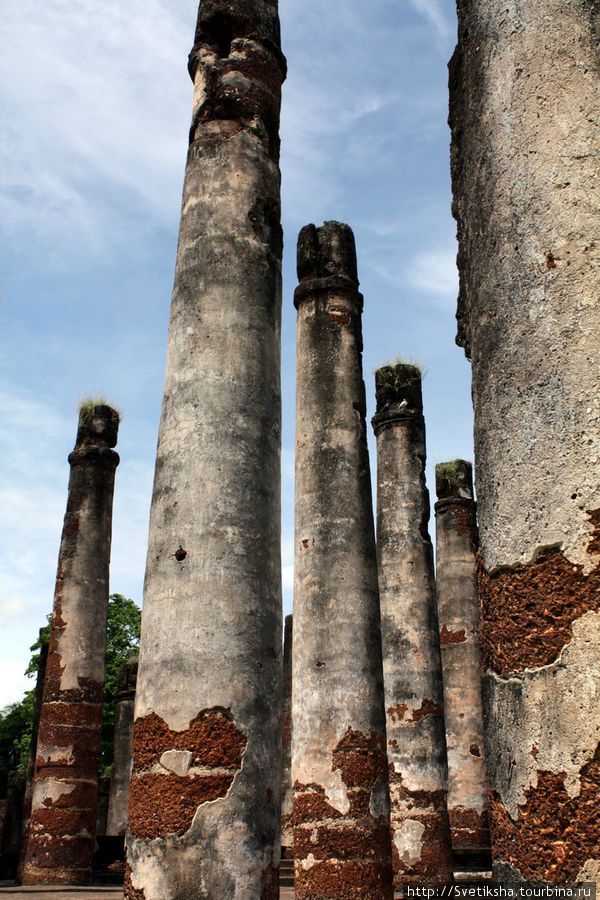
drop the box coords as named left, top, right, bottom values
left=100, top=594, right=141, bottom=775
left=0, top=593, right=141, bottom=794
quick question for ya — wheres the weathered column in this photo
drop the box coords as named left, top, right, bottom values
left=292, top=222, right=393, bottom=900
left=281, top=614, right=293, bottom=855
left=16, top=631, right=49, bottom=883
left=372, top=365, right=453, bottom=887
left=434, top=461, right=490, bottom=857
left=449, top=0, right=600, bottom=887
left=125, top=2, right=286, bottom=898
left=106, top=658, right=137, bottom=837
left=0, top=772, right=26, bottom=880
left=21, top=403, right=120, bottom=885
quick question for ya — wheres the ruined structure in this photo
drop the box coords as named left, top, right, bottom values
left=16, top=632, right=49, bottom=882
left=125, top=1, right=286, bottom=896
left=21, top=403, right=120, bottom=885
left=292, top=222, right=393, bottom=900
left=281, top=614, right=293, bottom=855
left=434, top=461, right=489, bottom=856
left=106, top=658, right=138, bottom=838
left=372, top=365, right=453, bottom=887
left=450, top=2, right=600, bottom=884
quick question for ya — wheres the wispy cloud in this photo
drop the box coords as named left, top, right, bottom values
left=408, top=247, right=459, bottom=301
left=0, top=0, right=191, bottom=258
left=408, top=0, right=454, bottom=45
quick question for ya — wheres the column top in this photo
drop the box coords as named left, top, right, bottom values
left=371, top=363, right=423, bottom=432
left=294, top=221, right=362, bottom=308
left=74, top=403, right=120, bottom=451
left=116, top=657, right=139, bottom=701
left=435, top=459, right=474, bottom=502
left=189, top=0, right=286, bottom=78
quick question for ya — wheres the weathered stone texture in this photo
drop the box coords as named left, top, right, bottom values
left=372, top=366, right=453, bottom=887
left=292, top=222, right=393, bottom=900
left=126, top=2, right=286, bottom=897
left=281, top=614, right=293, bottom=852
left=106, top=659, right=138, bottom=837
left=21, top=404, right=120, bottom=885
left=16, top=632, right=49, bottom=883
left=434, top=461, right=489, bottom=853
left=450, top=0, right=600, bottom=884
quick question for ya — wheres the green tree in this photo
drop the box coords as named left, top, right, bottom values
left=100, top=593, right=141, bottom=775
left=0, top=593, right=141, bottom=794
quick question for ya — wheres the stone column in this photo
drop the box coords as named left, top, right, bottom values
left=449, top=0, right=600, bottom=886
left=0, top=772, right=26, bottom=880
left=16, top=631, right=49, bottom=883
left=106, top=659, right=137, bottom=837
left=21, top=403, right=120, bottom=885
left=434, top=461, right=490, bottom=857
left=292, top=222, right=393, bottom=900
left=281, top=614, right=293, bottom=855
left=125, top=2, right=286, bottom=898
left=372, top=365, right=453, bottom=888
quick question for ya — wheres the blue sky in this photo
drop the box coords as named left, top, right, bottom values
left=0, top=0, right=472, bottom=708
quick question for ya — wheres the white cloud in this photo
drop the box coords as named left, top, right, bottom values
left=0, top=661, right=34, bottom=711
left=0, top=0, right=191, bottom=257
left=408, top=0, right=454, bottom=44
left=408, top=248, right=459, bottom=301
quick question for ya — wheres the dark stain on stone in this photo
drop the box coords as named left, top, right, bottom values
left=174, top=545, right=187, bottom=561
left=440, top=625, right=467, bottom=645
left=478, top=539, right=600, bottom=677
left=387, top=703, right=408, bottom=724
left=327, top=306, right=351, bottom=325
left=450, top=500, right=479, bottom=546
left=489, top=745, right=600, bottom=882
left=261, top=862, right=279, bottom=900
left=411, top=698, right=444, bottom=722
left=545, top=251, right=558, bottom=269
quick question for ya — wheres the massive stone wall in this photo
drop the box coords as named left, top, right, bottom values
left=450, top=0, right=600, bottom=884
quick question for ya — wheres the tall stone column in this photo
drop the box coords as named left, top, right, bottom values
left=450, top=0, right=600, bottom=886
left=292, top=222, right=393, bottom=900
left=106, top=658, right=138, bottom=837
left=372, top=365, right=453, bottom=888
left=281, top=614, right=293, bottom=855
left=434, top=461, right=489, bottom=857
left=125, top=2, right=286, bottom=898
left=16, top=631, right=49, bottom=883
left=21, top=403, right=120, bottom=885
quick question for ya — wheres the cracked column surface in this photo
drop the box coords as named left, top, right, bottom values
left=434, top=461, right=490, bottom=857
left=372, top=365, right=453, bottom=888
left=125, top=2, right=286, bottom=898
left=281, top=614, right=293, bottom=855
left=21, top=404, right=120, bottom=885
left=449, top=0, right=600, bottom=885
left=292, top=222, right=393, bottom=900
left=106, top=659, right=138, bottom=837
